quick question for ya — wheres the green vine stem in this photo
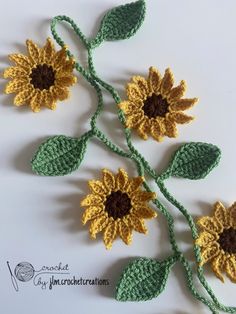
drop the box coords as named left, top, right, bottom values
left=51, top=16, right=135, bottom=159
left=134, top=156, right=220, bottom=313
left=87, top=48, right=159, bottom=180
left=157, top=180, right=199, bottom=239
left=93, top=127, right=130, bottom=158
left=157, top=179, right=236, bottom=313
left=95, top=130, right=214, bottom=313
left=50, top=14, right=235, bottom=313
left=86, top=46, right=236, bottom=312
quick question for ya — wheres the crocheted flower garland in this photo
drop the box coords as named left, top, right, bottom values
left=3, top=1, right=235, bottom=313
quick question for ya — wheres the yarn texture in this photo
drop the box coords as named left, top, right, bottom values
left=81, top=168, right=156, bottom=249
left=116, top=256, right=177, bottom=301
left=4, top=38, right=76, bottom=112
left=119, top=67, right=198, bottom=141
left=7, top=0, right=234, bottom=312
left=196, top=202, right=236, bottom=283
left=31, top=134, right=90, bottom=176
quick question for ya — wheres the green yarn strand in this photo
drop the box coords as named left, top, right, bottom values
left=45, top=4, right=236, bottom=313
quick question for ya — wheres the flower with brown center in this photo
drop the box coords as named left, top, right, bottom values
left=196, top=201, right=236, bottom=283
left=81, top=168, right=157, bottom=249
left=4, top=38, right=77, bottom=112
left=119, top=67, right=198, bottom=141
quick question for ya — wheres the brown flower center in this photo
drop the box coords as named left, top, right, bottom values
left=142, top=93, right=169, bottom=118
left=30, top=64, right=55, bottom=90
left=104, top=190, right=132, bottom=220
left=218, top=228, right=236, bottom=254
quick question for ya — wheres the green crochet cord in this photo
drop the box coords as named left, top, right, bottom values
left=30, top=1, right=235, bottom=313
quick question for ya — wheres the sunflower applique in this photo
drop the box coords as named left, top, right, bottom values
left=196, top=201, right=236, bottom=283
left=81, top=168, right=157, bottom=249
left=3, top=38, right=77, bottom=112
left=119, top=67, right=198, bottom=141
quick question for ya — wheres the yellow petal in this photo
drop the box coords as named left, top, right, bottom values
left=229, top=202, right=236, bottom=228
left=169, top=112, right=194, bottom=124
left=81, top=194, right=104, bottom=207
left=225, top=256, right=236, bottom=283
left=38, top=90, right=48, bottom=104
left=211, top=253, right=226, bottom=282
left=126, top=176, right=145, bottom=193
left=5, top=78, right=28, bottom=94
left=42, top=92, right=56, bottom=110
left=88, top=180, right=108, bottom=195
left=133, top=205, right=157, bottom=219
left=148, top=66, right=162, bottom=94
left=132, top=191, right=156, bottom=203
left=118, top=100, right=142, bottom=115
left=196, top=231, right=217, bottom=247
left=26, top=39, right=40, bottom=62
left=89, top=215, right=109, bottom=239
left=57, top=59, right=75, bottom=73
left=150, top=120, right=164, bottom=142
left=197, top=216, right=223, bottom=234
left=163, top=118, right=178, bottom=138
left=103, top=222, right=117, bottom=249
left=136, top=119, right=150, bottom=140
left=126, top=82, right=144, bottom=102
left=160, top=68, right=174, bottom=96
left=132, top=76, right=149, bottom=98
left=118, top=220, right=132, bottom=245
left=82, top=206, right=104, bottom=224
left=4, top=66, right=29, bottom=79
left=170, top=98, right=198, bottom=112
left=41, top=38, right=55, bottom=62
left=168, top=80, right=186, bottom=102
left=29, top=92, right=42, bottom=112
left=102, top=169, right=115, bottom=191
left=125, top=112, right=144, bottom=128
left=51, top=86, right=70, bottom=101
left=8, top=53, right=32, bottom=69
left=52, top=47, right=67, bottom=70
left=14, top=87, right=35, bottom=106
left=213, top=201, right=230, bottom=228
left=115, top=168, right=129, bottom=190
left=56, top=75, right=77, bottom=87
left=31, top=90, right=54, bottom=112
left=129, top=215, right=147, bottom=234
left=199, top=243, right=220, bottom=266
left=45, top=102, right=56, bottom=110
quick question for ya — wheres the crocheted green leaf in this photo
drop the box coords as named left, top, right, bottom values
left=31, top=135, right=87, bottom=176
left=116, top=257, right=172, bottom=301
left=167, top=142, right=221, bottom=180
left=98, top=0, right=146, bottom=42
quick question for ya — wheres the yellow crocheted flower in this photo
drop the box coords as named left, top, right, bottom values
left=196, top=201, right=236, bottom=283
left=81, top=168, right=157, bottom=249
left=119, top=67, right=198, bottom=141
left=3, top=38, right=77, bottom=112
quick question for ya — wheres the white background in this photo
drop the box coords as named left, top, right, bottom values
left=0, top=0, right=236, bottom=313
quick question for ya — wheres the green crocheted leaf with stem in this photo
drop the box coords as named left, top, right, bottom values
left=31, top=135, right=87, bottom=176
left=96, top=0, right=146, bottom=43
left=116, top=257, right=173, bottom=301
left=164, top=142, right=221, bottom=180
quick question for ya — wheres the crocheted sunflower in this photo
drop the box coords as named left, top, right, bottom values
left=81, top=168, right=157, bottom=249
left=4, top=38, right=77, bottom=112
left=119, top=67, right=198, bottom=141
left=196, top=201, right=236, bottom=283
